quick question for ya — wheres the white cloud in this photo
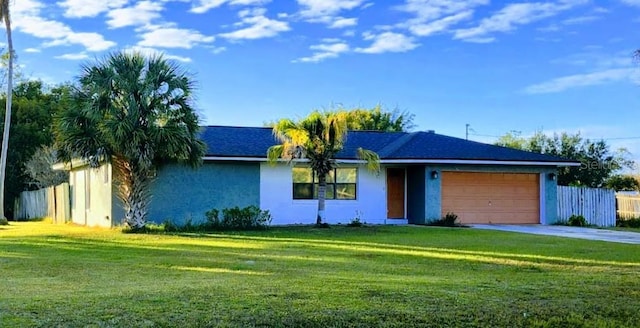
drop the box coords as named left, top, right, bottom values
left=294, top=40, right=350, bottom=63
left=107, top=1, right=164, bottom=29
left=328, top=17, right=358, bottom=29
left=55, top=52, right=89, bottom=60
left=16, top=16, right=115, bottom=51
left=397, top=0, right=487, bottom=22
left=13, top=0, right=116, bottom=52
left=125, top=46, right=192, bottom=63
left=409, top=11, right=473, bottom=37
left=298, top=0, right=365, bottom=17
left=13, top=0, right=43, bottom=16
left=621, top=0, right=640, bottom=6
left=138, top=27, right=215, bottom=48
left=562, top=15, right=600, bottom=25
left=212, top=46, right=227, bottom=54
left=24, top=48, right=41, bottom=53
left=190, top=0, right=271, bottom=14
left=355, top=32, right=419, bottom=54
left=296, top=0, right=365, bottom=27
left=454, top=0, right=588, bottom=42
left=219, top=9, right=290, bottom=40
left=395, top=0, right=487, bottom=37
left=523, top=68, right=640, bottom=94
left=550, top=50, right=634, bottom=69
left=58, top=0, right=128, bottom=18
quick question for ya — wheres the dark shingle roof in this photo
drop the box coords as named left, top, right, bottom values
left=200, top=126, right=575, bottom=164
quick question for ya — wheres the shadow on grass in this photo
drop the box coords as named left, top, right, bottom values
left=3, top=226, right=640, bottom=278
left=191, top=231, right=640, bottom=270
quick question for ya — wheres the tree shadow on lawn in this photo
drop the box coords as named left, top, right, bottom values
left=5, top=229, right=640, bottom=276
left=190, top=232, right=640, bottom=271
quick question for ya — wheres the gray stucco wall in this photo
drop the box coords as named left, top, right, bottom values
left=147, top=162, right=261, bottom=225
left=407, top=166, right=425, bottom=224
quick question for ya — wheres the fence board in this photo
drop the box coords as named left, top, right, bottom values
left=557, top=186, right=616, bottom=227
left=616, top=194, right=640, bottom=219
left=14, top=183, right=70, bottom=223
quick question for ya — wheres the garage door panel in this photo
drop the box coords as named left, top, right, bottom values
left=441, top=172, right=540, bottom=224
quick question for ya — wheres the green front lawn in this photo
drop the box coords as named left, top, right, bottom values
left=1, top=222, right=639, bottom=327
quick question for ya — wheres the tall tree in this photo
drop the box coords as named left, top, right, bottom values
left=267, top=110, right=379, bottom=225
left=346, top=105, right=415, bottom=132
left=54, top=52, right=206, bottom=230
left=0, top=81, right=68, bottom=219
left=0, top=0, right=13, bottom=220
left=496, top=131, right=634, bottom=188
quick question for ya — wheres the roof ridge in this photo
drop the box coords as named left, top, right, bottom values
left=377, top=132, right=417, bottom=158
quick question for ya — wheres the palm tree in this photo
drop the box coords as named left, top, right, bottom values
left=267, top=110, right=379, bottom=225
left=0, top=0, right=13, bottom=221
left=55, top=52, right=206, bottom=230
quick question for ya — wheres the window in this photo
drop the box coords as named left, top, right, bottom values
left=292, top=167, right=357, bottom=200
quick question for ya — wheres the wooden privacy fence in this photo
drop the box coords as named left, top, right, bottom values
left=616, top=193, right=640, bottom=219
left=13, top=183, right=70, bottom=223
left=557, top=186, right=616, bottom=227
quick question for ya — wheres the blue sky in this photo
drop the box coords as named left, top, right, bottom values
left=8, top=0, right=640, bottom=161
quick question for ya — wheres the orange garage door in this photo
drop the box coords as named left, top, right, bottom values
left=441, top=172, right=540, bottom=224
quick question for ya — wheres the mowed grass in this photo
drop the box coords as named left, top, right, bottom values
left=1, top=223, right=640, bottom=327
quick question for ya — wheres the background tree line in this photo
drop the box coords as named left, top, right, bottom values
left=0, top=80, right=72, bottom=219
left=495, top=131, right=637, bottom=190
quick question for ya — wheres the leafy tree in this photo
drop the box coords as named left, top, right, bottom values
left=496, top=131, right=634, bottom=188
left=54, top=52, right=206, bottom=230
left=494, top=131, right=527, bottom=150
left=24, top=145, right=68, bottom=189
left=0, top=0, right=14, bottom=220
left=0, top=80, right=65, bottom=219
left=345, top=105, right=414, bottom=132
left=605, top=175, right=640, bottom=191
left=267, top=110, right=379, bottom=225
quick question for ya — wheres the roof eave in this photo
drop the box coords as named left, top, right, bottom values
left=202, top=156, right=580, bottom=167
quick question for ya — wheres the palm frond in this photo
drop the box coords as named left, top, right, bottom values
left=267, top=145, right=285, bottom=165
left=357, top=147, right=380, bottom=173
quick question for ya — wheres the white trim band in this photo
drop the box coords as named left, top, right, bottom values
left=202, top=156, right=580, bottom=167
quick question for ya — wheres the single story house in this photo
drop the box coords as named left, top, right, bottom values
left=64, top=126, right=578, bottom=228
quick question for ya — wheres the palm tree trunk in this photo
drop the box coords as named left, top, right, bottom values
left=316, top=173, right=326, bottom=225
left=115, top=159, right=150, bottom=230
left=0, top=4, right=13, bottom=220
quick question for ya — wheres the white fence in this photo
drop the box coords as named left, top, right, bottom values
left=557, top=186, right=616, bottom=227
left=616, top=194, right=640, bottom=219
left=13, top=183, right=70, bottom=223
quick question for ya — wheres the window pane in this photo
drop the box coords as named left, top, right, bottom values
left=314, top=171, right=335, bottom=183
left=336, top=168, right=357, bottom=183
left=328, top=170, right=336, bottom=183
left=313, top=184, right=335, bottom=199
left=336, top=183, right=356, bottom=200
left=293, top=183, right=313, bottom=199
left=293, top=167, right=312, bottom=183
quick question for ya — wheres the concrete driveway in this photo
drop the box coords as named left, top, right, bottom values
left=471, top=224, right=640, bottom=245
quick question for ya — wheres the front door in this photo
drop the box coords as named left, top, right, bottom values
left=386, top=168, right=405, bottom=219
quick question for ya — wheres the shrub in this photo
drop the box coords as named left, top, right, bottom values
left=617, top=217, right=640, bottom=228
left=0, top=217, right=8, bottom=226
left=347, top=217, right=363, bottom=227
left=428, top=212, right=463, bottom=227
left=567, top=214, right=588, bottom=227
left=347, top=210, right=364, bottom=227
left=204, top=205, right=272, bottom=231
